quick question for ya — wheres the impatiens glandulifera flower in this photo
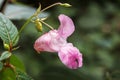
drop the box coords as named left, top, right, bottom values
left=58, top=43, right=82, bottom=69
left=34, top=14, right=83, bottom=69
left=34, top=14, right=75, bottom=52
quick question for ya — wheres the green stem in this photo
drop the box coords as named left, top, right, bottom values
left=18, top=15, right=35, bottom=34
left=13, top=15, right=35, bottom=46
left=40, top=20, right=54, bottom=30
left=40, top=2, right=62, bottom=13
left=18, top=2, right=62, bottom=33
left=13, top=2, right=62, bottom=44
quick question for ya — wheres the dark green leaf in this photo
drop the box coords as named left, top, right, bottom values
left=0, top=51, right=12, bottom=61
left=0, top=68, right=16, bottom=80
left=10, top=54, right=25, bottom=71
left=16, top=69, right=34, bottom=80
left=0, top=55, right=26, bottom=80
left=0, top=13, right=19, bottom=46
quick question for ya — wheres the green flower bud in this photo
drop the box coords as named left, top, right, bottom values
left=35, top=19, right=42, bottom=32
left=4, top=43, right=10, bottom=50
left=34, top=4, right=41, bottom=16
left=60, top=3, right=72, bottom=7
left=36, top=4, right=41, bottom=14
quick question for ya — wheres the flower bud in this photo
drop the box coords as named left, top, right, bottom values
left=34, top=4, right=41, bottom=16
left=35, top=19, right=42, bottom=32
left=60, top=3, right=71, bottom=7
left=4, top=43, right=10, bottom=50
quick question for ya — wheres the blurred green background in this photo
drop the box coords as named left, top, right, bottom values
left=0, top=0, right=120, bottom=80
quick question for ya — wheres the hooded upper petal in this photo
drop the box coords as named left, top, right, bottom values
left=58, top=14, right=75, bottom=39
left=58, top=43, right=83, bottom=69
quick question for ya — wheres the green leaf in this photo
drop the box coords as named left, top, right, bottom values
left=0, top=68, right=16, bottom=80
left=0, top=68, right=33, bottom=80
left=0, top=62, right=3, bottom=71
left=0, top=51, right=12, bottom=61
left=0, top=13, right=19, bottom=46
left=10, top=54, right=25, bottom=71
left=16, top=69, right=34, bottom=80
left=0, top=55, right=26, bottom=80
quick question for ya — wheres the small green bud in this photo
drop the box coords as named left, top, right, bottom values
left=34, top=4, right=41, bottom=16
left=60, top=3, right=72, bottom=7
left=35, top=19, right=42, bottom=32
left=36, top=4, right=41, bottom=13
left=4, top=43, right=10, bottom=50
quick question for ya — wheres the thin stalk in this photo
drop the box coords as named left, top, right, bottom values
left=14, top=2, right=62, bottom=44
left=39, top=20, right=54, bottom=30
left=40, top=2, right=62, bottom=13
left=19, top=2, right=62, bottom=34
left=13, top=15, right=35, bottom=45
left=18, top=15, right=35, bottom=34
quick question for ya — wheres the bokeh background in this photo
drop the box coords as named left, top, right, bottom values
left=0, top=0, right=120, bottom=80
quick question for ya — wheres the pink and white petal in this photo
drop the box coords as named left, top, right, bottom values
left=48, top=30, right=67, bottom=51
left=58, top=14, right=75, bottom=39
left=34, top=32, right=56, bottom=52
left=58, top=43, right=83, bottom=69
left=34, top=30, right=67, bottom=52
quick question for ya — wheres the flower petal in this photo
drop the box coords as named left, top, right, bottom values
left=34, top=31, right=54, bottom=52
left=58, top=43, right=83, bottom=69
left=34, top=30, right=67, bottom=52
left=58, top=14, right=75, bottom=39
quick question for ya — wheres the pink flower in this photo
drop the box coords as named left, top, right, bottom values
left=34, top=14, right=75, bottom=52
left=34, top=14, right=83, bottom=69
left=58, top=43, right=83, bottom=69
